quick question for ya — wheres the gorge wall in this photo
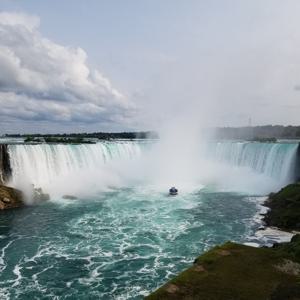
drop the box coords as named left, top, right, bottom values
left=0, top=144, right=12, bottom=185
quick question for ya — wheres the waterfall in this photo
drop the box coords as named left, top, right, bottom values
left=207, top=141, right=298, bottom=184
left=8, top=142, right=144, bottom=189
left=5, top=140, right=299, bottom=193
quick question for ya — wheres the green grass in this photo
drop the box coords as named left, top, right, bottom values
left=264, top=183, right=300, bottom=231
left=145, top=241, right=300, bottom=300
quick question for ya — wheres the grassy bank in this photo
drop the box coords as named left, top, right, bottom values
left=146, top=184, right=300, bottom=300
left=264, top=183, right=300, bottom=231
left=146, top=238, right=300, bottom=300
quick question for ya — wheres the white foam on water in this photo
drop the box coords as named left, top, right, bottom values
left=12, top=264, right=22, bottom=287
left=0, top=240, right=16, bottom=272
left=243, top=196, right=295, bottom=247
left=255, top=227, right=294, bottom=246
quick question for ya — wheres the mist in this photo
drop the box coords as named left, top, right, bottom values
left=118, top=1, right=300, bottom=195
left=4, top=1, right=300, bottom=199
left=10, top=136, right=293, bottom=200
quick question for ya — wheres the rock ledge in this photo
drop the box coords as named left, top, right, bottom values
left=0, top=185, right=24, bottom=210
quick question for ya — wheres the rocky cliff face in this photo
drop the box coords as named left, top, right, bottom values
left=294, top=143, right=300, bottom=181
left=0, top=185, right=23, bottom=210
left=0, top=144, right=12, bottom=185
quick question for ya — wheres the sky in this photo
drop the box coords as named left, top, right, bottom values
left=1, top=0, right=300, bottom=133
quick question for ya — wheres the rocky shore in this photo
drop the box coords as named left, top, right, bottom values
left=0, top=144, right=24, bottom=210
left=146, top=185, right=300, bottom=300
left=0, top=144, right=49, bottom=209
left=0, top=185, right=50, bottom=210
left=0, top=185, right=24, bottom=210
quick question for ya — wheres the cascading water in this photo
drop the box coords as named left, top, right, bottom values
left=8, top=142, right=144, bottom=190
left=206, top=141, right=298, bottom=185
left=6, top=141, right=299, bottom=193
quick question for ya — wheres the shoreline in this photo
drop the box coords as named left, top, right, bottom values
left=145, top=184, right=300, bottom=299
left=245, top=196, right=295, bottom=247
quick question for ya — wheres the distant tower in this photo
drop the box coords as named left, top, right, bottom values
left=248, top=117, right=254, bottom=139
left=248, top=117, right=252, bottom=127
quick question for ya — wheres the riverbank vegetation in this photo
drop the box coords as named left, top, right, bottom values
left=146, top=183, right=300, bottom=300
left=7, top=131, right=159, bottom=141
left=24, top=137, right=96, bottom=144
left=5, top=125, right=300, bottom=141
left=264, top=183, right=300, bottom=231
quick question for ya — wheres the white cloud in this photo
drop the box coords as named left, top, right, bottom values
left=0, top=12, right=133, bottom=131
left=0, top=11, right=40, bottom=30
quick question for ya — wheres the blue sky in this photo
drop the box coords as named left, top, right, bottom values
left=1, top=0, right=300, bottom=133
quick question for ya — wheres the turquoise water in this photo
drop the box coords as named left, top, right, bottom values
left=1, top=140, right=298, bottom=299
left=0, top=187, right=262, bottom=299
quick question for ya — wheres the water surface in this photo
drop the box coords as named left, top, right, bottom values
left=0, top=187, right=262, bottom=299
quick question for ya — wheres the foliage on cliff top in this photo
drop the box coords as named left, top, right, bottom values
left=146, top=241, right=300, bottom=300
left=264, top=183, right=300, bottom=231
left=24, top=136, right=95, bottom=144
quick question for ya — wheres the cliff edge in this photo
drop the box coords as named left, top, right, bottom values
left=146, top=184, right=300, bottom=300
left=0, top=144, right=12, bottom=185
left=0, top=185, right=24, bottom=210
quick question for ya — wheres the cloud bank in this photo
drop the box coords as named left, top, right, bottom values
left=0, top=12, right=133, bottom=133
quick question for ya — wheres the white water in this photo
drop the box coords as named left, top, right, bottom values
left=207, top=141, right=298, bottom=184
left=7, top=141, right=299, bottom=196
left=8, top=142, right=144, bottom=196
